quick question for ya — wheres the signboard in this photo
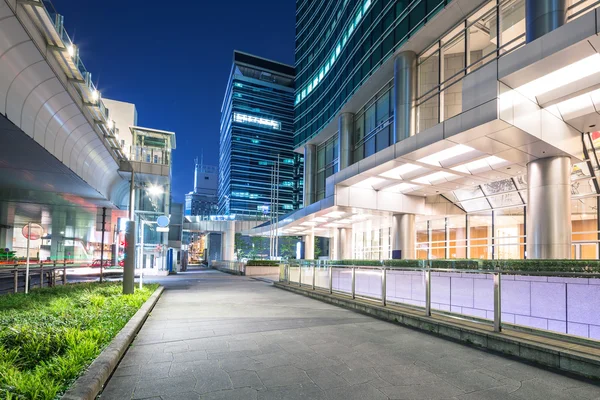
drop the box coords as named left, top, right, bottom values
left=157, top=215, right=170, bottom=227
left=156, top=227, right=169, bottom=233
left=22, top=224, right=43, bottom=240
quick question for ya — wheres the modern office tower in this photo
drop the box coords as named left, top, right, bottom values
left=185, top=157, right=218, bottom=217
left=249, top=0, right=600, bottom=262
left=218, top=51, right=301, bottom=217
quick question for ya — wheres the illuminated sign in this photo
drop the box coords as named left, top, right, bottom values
left=233, top=113, right=280, bottom=130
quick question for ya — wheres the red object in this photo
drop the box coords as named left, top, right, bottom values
left=22, top=224, right=43, bottom=240
left=89, top=259, right=113, bottom=268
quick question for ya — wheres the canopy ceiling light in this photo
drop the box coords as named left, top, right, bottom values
left=418, top=145, right=475, bottom=166
left=379, top=163, right=422, bottom=179
left=412, top=171, right=458, bottom=185
left=517, top=54, right=600, bottom=98
left=351, top=177, right=386, bottom=189
left=451, top=156, right=509, bottom=174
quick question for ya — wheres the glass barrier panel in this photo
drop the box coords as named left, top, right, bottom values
left=431, top=271, right=494, bottom=320
left=332, top=267, right=352, bottom=294
left=354, top=269, right=382, bottom=299
left=315, top=266, right=329, bottom=289
left=501, top=274, right=600, bottom=341
left=386, top=269, right=426, bottom=308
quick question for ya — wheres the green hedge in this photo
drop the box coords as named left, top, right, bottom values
left=246, top=260, right=280, bottom=267
left=325, top=259, right=600, bottom=273
left=328, top=260, right=383, bottom=266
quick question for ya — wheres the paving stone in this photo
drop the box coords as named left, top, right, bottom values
left=380, top=381, right=466, bottom=399
left=102, top=270, right=600, bottom=400
left=325, top=383, right=388, bottom=400
left=228, top=369, right=264, bottom=389
left=256, top=365, right=312, bottom=388
left=195, top=368, right=233, bottom=394
left=305, top=368, right=348, bottom=389
left=257, top=383, right=327, bottom=400
left=199, top=388, right=258, bottom=400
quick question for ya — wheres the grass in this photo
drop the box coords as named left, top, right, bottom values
left=0, top=282, right=158, bottom=399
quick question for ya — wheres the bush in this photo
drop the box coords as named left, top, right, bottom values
left=0, top=282, right=158, bottom=399
left=246, top=260, right=280, bottom=266
left=335, top=259, right=600, bottom=273
left=329, top=260, right=383, bottom=266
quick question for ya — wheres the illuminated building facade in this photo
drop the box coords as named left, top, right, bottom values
left=218, top=51, right=302, bottom=216
left=249, top=0, right=600, bottom=262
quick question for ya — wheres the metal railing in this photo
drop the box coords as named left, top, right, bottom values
left=211, top=261, right=246, bottom=275
left=281, top=261, right=600, bottom=343
left=0, top=263, right=122, bottom=295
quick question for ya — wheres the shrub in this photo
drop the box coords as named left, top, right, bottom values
left=0, top=282, right=158, bottom=399
left=246, top=260, right=280, bottom=266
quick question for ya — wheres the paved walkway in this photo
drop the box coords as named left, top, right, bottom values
left=100, top=269, right=600, bottom=400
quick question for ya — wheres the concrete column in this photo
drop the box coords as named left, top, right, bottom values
left=338, top=113, right=354, bottom=170
left=0, top=203, right=14, bottom=250
left=391, top=214, right=416, bottom=259
left=304, top=233, right=315, bottom=260
left=526, top=156, right=572, bottom=259
left=303, top=144, right=316, bottom=207
left=393, top=51, right=417, bottom=143
left=221, top=222, right=235, bottom=261
left=336, top=228, right=353, bottom=260
left=526, top=0, right=567, bottom=43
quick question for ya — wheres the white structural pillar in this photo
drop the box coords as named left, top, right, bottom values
left=393, top=51, right=417, bottom=143
left=338, top=113, right=354, bottom=170
left=336, top=228, right=353, bottom=260
left=391, top=214, right=416, bottom=259
left=221, top=222, right=236, bottom=261
left=526, top=0, right=567, bottom=43
left=303, top=144, right=317, bottom=207
left=304, top=233, right=315, bottom=260
left=526, top=157, right=572, bottom=259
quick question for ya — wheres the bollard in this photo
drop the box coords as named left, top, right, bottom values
left=494, top=273, right=502, bottom=332
left=312, top=264, right=316, bottom=290
left=381, top=269, right=387, bottom=306
left=13, top=269, right=18, bottom=293
left=40, top=265, right=44, bottom=288
left=62, top=267, right=67, bottom=285
left=351, top=267, right=356, bottom=299
left=329, top=266, right=333, bottom=294
left=425, top=269, right=431, bottom=317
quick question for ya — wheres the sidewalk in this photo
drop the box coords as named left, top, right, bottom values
left=99, top=269, right=600, bottom=400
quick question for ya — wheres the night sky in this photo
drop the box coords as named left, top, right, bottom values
left=51, top=0, right=296, bottom=203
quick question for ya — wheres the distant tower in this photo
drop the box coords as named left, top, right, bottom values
left=185, top=153, right=218, bottom=217
left=193, top=157, right=199, bottom=194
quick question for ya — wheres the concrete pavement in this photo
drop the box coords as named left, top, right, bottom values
left=99, top=269, right=600, bottom=400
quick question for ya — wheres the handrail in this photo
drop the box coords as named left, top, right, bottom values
left=284, top=262, right=600, bottom=278
left=281, top=261, right=600, bottom=346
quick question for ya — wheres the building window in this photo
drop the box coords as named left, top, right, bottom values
left=316, top=135, right=338, bottom=200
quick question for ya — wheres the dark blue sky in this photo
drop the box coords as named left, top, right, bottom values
left=52, top=0, right=296, bottom=202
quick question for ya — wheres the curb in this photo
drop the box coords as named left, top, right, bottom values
left=61, top=286, right=165, bottom=400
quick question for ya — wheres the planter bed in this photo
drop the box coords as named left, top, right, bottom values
left=0, top=282, right=158, bottom=399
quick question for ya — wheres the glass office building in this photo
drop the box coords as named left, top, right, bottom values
left=249, top=0, right=600, bottom=261
left=218, top=51, right=302, bottom=217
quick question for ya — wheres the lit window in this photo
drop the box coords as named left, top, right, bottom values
left=296, top=0, right=372, bottom=106
left=233, top=113, right=281, bottom=130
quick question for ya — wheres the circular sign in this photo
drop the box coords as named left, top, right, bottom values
left=156, top=215, right=170, bottom=228
left=22, top=224, right=43, bottom=240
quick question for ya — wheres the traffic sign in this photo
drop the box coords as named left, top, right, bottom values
left=22, top=223, right=43, bottom=240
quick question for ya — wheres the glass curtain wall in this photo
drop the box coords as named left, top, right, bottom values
left=316, top=135, right=339, bottom=200
left=353, top=82, right=394, bottom=163
left=417, top=0, right=527, bottom=133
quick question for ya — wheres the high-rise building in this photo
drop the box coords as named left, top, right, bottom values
left=249, top=0, right=600, bottom=262
left=185, top=157, right=218, bottom=217
left=218, top=51, right=301, bottom=217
